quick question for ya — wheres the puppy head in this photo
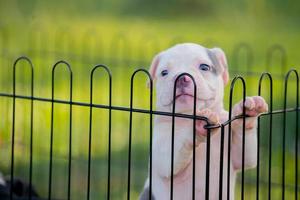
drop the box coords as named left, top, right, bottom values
left=149, top=43, right=229, bottom=114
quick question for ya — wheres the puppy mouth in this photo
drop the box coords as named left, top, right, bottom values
left=161, top=93, right=215, bottom=107
left=174, top=93, right=214, bottom=102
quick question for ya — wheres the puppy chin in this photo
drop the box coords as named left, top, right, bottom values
left=174, top=95, right=196, bottom=114
left=174, top=98, right=216, bottom=114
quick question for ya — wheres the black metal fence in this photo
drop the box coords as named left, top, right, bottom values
left=0, top=46, right=299, bottom=199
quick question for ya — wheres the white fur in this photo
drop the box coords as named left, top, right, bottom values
left=141, top=43, right=268, bottom=200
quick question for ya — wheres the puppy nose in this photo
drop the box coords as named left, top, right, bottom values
left=177, top=75, right=192, bottom=88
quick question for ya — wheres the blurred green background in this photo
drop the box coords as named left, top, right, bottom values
left=0, top=0, right=299, bottom=199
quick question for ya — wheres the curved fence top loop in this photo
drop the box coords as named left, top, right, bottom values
left=173, top=72, right=197, bottom=91
left=258, top=72, right=273, bottom=84
left=91, top=64, right=112, bottom=79
left=228, top=76, right=246, bottom=117
left=283, top=69, right=299, bottom=107
left=284, top=68, right=299, bottom=84
left=130, top=68, right=152, bottom=83
left=51, top=60, right=73, bottom=100
left=130, top=69, right=153, bottom=104
left=90, top=64, right=112, bottom=104
left=258, top=72, right=273, bottom=112
left=13, top=56, right=34, bottom=72
left=258, top=72, right=273, bottom=94
left=172, top=73, right=212, bottom=125
left=266, top=44, right=287, bottom=73
left=52, top=60, right=73, bottom=75
left=12, top=56, right=34, bottom=95
left=229, top=76, right=246, bottom=93
left=172, top=72, right=199, bottom=118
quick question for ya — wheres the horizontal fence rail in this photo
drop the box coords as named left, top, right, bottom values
left=0, top=56, right=299, bottom=200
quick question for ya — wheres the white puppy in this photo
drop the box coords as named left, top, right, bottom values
left=140, top=43, right=268, bottom=200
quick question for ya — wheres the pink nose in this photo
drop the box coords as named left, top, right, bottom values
left=176, top=75, right=192, bottom=88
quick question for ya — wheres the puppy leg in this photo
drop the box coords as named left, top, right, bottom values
left=152, top=121, right=194, bottom=178
left=196, top=108, right=220, bottom=144
left=231, top=96, right=268, bottom=170
left=152, top=109, right=220, bottom=178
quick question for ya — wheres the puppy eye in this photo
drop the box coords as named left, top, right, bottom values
left=199, top=64, right=211, bottom=71
left=161, top=70, right=169, bottom=77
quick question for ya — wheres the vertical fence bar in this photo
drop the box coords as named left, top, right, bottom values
left=171, top=73, right=197, bottom=200
left=295, top=70, right=299, bottom=200
left=227, top=102, right=233, bottom=200
left=28, top=60, right=34, bottom=200
left=10, top=57, right=34, bottom=200
left=240, top=80, right=246, bottom=200
left=257, top=72, right=273, bottom=200
left=107, top=69, right=112, bottom=200
left=171, top=79, right=175, bottom=200
left=282, top=69, right=299, bottom=200
left=191, top=76, right=197, bottom=200
left=256, top=98, right=261, bottom=200
left=127, top=70, right=133, bottom=200
left=48, top=66, right=54, bottom=200
left=282, top=70, right=289, bottom=200
left=205, top=128, right=211, bottom=200
left=282, top=71, right=288, bottom=200
left=48, top=61, right=73, bottom=200
left=227, top=76, right=246, bottom=200
left=218, top=125, right=225, bottom=200
left=127, top=69, right=153, bottom=200
left=147, top=72, right=153, bottom=200
left=88, top=65, right=112, bottom=200
left=67, top=64, right=73, bottom=200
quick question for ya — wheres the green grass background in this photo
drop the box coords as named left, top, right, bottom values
left=0, top=0, right=299, bottom=199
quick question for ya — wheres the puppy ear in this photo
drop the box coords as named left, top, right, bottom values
left=210, top=47, right=229, bottom=85
left=147, top=53, right=160, bottom=88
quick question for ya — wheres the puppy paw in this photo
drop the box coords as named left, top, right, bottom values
left=195, top=109, right=220, bottom=143
left=232, top=96, right=268, bottom=129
